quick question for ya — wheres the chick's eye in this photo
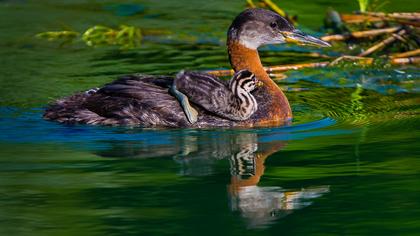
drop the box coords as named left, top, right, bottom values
left=270, top=22, right=277, bottom=28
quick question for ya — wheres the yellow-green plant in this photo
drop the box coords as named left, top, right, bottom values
left=246, top=0, right=286, bottom=16
left=36, top=25, right=142, bottom=49
left=35, top=31, right=80, bottom=45
left=82, top=25, right=142, bottom=49
left=358, top=0, right=389, bottom=12
left=246, top=0, right=296, bottom=25
left=358, top=0, right=370, bottom=12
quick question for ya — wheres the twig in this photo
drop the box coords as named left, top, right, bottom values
left=341, top=14, right=382, bottom=24
left=206, top=62, right=330, bottom=77
left=363, top=12, right=420, bottom=21
left=328, top=56, right=420, bottom=66
left=391, top=56, right=420, bottom=65
left=246, top=0, right=257, bottom=8
left=206, top=62, right=329, bottom=77
left=358, top=29, right=407, bottom=57
left=261, top=0, right=286, bottom=17
left=205, top=57, right=419, bottom=78
left=269, top=73, right=288, bottom=80
left=206, top=69, right=235, bottom=77
left=329, top=55, right=373, bottom=66
left=394, top=20, right=420, bottom=28
left=341, top=13, right=420, bottom=26
left=265, top=62, right=330, bottom=72
left=321, top=27, right=400, bottom=42
left=391, top=49, right=420, bottom=58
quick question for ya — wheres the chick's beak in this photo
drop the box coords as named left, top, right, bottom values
left=283, top=29, right=331, bottom=47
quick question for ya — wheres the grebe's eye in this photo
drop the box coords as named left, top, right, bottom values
left=270, top=22, right=277, bottom=28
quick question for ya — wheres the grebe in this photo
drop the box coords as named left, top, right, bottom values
left=44, top=8, right=330, bottom=128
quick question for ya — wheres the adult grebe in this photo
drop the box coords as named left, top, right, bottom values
left=44, top=8, right=330, bottom=128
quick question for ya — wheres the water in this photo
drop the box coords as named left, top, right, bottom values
left=0, top=1, right=419, bottom=235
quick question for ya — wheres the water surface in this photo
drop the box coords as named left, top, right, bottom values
left=0, top=1, right=419, bottom=235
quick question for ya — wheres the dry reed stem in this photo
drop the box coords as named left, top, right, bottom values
left=341, top=14, right=382, bottom=23
left=358, top=29, right=407, bottom=57
left=205, top=57, right=419, bottom=78
left=363, top=12, right=420, bottom=21
left=321, top=27, right=400, bottom=42
left=341, top=12, right=420, bottom=26
left=329, top=56, right=373, bottom=66
left=391, top=49, right=420, bottom=58
left=390, top=56, right=420, bottom=65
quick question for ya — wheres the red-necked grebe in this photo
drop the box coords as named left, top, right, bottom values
left=44, top=8, right=330, bottom=128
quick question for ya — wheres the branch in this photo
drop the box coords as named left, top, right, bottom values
left=358, top=29, right=407, bottom=57
left=321, top=27, right=400, bottom=42
left=205, top=57, right=420, bottom=78
left=391, top=49, right=420, bottom=58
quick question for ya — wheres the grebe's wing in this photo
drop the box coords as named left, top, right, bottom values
left=82, top=74, right=191, bottom=127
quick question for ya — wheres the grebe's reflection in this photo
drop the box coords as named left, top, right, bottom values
left=95, top=130, right=329, bottom=228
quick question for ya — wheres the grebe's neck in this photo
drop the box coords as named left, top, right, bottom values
left=227, top=40, right=292, bottom=121
left=228, top=41, right=268, bottom=82
left=227, top=41, right=278, bottom=93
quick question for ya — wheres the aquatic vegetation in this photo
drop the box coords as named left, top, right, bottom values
left=36, top=25, right=143, bottom=49
left=357, top=0, right=369, bottom=12
left=35, top=31, right=80, bottom=46
left=82, top=25, right=142, bottom=49
left=357, top=0, right=389, bottom=12
left=322, top=11, right=420, bottom=58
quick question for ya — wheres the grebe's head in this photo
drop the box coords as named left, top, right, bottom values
left=228, top=8, right=330, bottom=49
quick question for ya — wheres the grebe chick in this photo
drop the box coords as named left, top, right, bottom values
left=43, top=8, right=330, bottom=128
left=171, top=69, right=259, bottom=123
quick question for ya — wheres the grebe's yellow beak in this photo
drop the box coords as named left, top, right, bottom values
left=283, top=29, right=331, bottom=47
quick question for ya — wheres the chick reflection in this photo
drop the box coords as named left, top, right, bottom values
left=95, top=131, right=329, bottom=229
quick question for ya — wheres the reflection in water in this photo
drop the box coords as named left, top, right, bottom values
left=95, top=129, right=330, bottom=229
left=230, top=186, right=329, bottom=228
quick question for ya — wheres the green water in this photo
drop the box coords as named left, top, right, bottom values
left=0, top=1, right=419, bottom=235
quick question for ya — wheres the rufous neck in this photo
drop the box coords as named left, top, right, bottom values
left=227, top=41, right=272, bottom=84
left=227, top=40, right=292, bottom=121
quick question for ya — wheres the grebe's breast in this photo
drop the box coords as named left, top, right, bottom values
left=246, top=85, right=292, bottom=127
